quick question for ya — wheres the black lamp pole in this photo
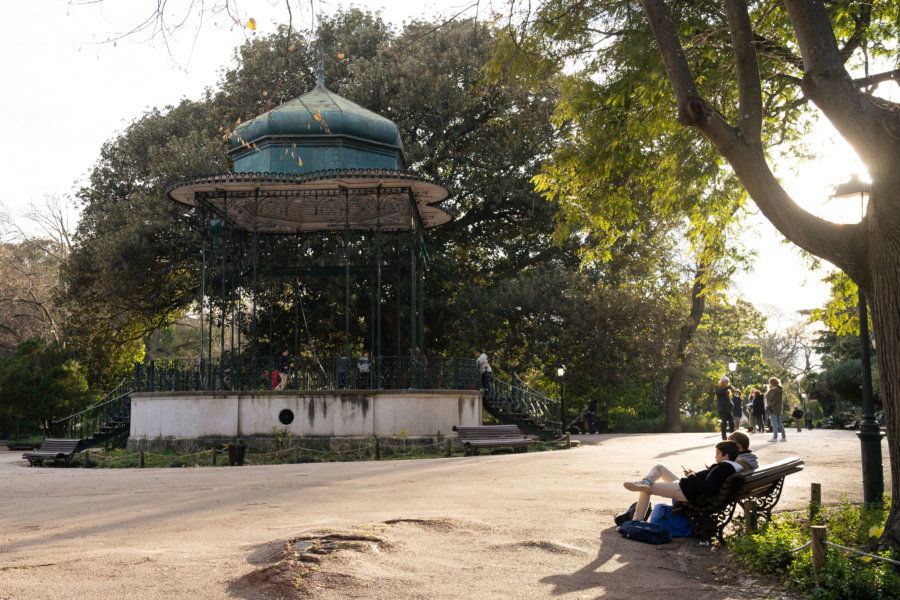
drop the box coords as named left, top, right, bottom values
left=558, top=366, right=565, bottom=430
left=832, top=174, right=884, bottom=506
left=857, top=286, right=884, bottom=505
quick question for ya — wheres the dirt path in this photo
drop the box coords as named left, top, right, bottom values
left=0, top=430, right=889, bottom=599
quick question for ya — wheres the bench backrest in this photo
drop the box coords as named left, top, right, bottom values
left=684, top=456, right=804, bottom=509
left=736, top=457, right=804, bottom=498
left=36, top=438, right=80, bottom=453
left=452, top=425, right=525, bottom=440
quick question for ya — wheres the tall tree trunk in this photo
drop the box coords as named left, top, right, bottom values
left=144, top=329, right=162, bottom=364
left=866, top=213, right=900, bottom=547
left=664, top=262, right=708, bottom=432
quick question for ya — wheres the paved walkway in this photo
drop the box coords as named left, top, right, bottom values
left=0, top=429, right=890, bottom=599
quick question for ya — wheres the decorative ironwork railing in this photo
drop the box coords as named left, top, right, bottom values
left=483, top=372, right=562, bottom=436
left=51, top=388, right=131, bottom=441
left=131, top=356, right=479, bottom=393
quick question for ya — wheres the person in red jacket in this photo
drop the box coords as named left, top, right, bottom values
left=623, top=440, right=743, bottom=521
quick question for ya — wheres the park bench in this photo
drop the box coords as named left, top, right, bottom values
left=22, top=438, right=81, bottom=467
left=673, top=456, right=804, bottom=544
left=452, top=424, right=533, bottom=456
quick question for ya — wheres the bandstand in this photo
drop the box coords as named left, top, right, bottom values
left=127, top=52, right=481, bottom=450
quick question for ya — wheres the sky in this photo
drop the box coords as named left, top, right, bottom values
left=1, top=0, right=887, bottom=323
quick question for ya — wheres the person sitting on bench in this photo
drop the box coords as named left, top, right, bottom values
left=729, top=431, right=758, bottom=471
left=623, top=440, right=743, bottom=521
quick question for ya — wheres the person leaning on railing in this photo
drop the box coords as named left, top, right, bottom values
left=476, top=348, right=492, bottom=392
left=357, top=351, right=370, bottom=389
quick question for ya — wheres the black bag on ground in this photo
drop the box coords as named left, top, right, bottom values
left=614, top=502, right=651, bottom=526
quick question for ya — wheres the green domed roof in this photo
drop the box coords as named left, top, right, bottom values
left=229, top=85, right=406, bottom=175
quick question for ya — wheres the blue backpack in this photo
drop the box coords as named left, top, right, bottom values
left=649, top=503, right=694, bottom=537
left=617, top=520, right=671, bottom=545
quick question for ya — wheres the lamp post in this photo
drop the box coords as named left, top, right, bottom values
left=557, top=366, right=566, bottom=430
left=832, top=174, right=884, bottom=506
left=728, top=361, right=737, bottom=386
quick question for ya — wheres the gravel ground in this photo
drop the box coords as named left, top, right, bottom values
left=0, top=429, right=889, bottom=599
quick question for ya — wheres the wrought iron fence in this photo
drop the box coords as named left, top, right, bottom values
left=131, top=356, right=479, bottom=393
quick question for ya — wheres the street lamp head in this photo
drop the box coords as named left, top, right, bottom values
left=728, top=361, right=737, bottom=373
left=832, top=174, right=871, bottom=220
left=557, top=366, right=565, bottom=377
left=831, top=173, right=871, bottom=199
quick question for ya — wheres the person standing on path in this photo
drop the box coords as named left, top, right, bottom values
left=715, top=376, right=737, bottom=440
left=750, top=388, right=767, bottom=433
left=765, top=378, right=787, bottom=442
left=732, top=389, right=744, bottom=430
left=804, top=407, right=814, bottom=430
left=792, top=406, right=804, bottom=432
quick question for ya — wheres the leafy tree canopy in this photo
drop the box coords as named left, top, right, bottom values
left=0, top=339, right=91, bottom=428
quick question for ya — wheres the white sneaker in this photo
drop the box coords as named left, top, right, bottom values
left=624, top=480, right=651, bottom=492
left=767, top=438, right=778, bottom=442
left=779, top=438, right=787, bottom=442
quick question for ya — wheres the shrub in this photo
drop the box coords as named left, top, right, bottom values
left=730, top=497, right=898, bottom=600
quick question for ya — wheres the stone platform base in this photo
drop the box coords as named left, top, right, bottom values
left=127, top=389, right=481, bottom=450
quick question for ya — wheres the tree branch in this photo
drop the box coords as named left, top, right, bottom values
left=782, top=0, right=900, bottom=176
left=724, top=0, right=762, bottom=143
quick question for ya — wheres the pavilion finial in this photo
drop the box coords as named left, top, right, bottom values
left=316, top=37, right=325, bottom=89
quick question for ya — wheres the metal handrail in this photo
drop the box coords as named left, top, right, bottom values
left=484, top=373, right=561, bottom=435
left=84, top=378, right=128, bottom=410
left=51, top=389, right=131, bottom=440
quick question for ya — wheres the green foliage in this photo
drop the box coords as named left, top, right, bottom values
left=63, top=11, right=576, bottom=385
left=730, top=514, right=804, bottom=573
left=810, top=272, right=865, bottom=338
left=807, top=270, right=882, bottom=413
left=470, top=264, right=682, bottom=412
left=78, top=437, right=572, bottom=467
left=679, top=298, right=773, bottom=414
left=609, top=407, right=718, bottom=433
left=0, top=339, right=91, bottom=428
left=731, top=498, right=899, bottom=599
left=679, top=412, right=720, bottom=433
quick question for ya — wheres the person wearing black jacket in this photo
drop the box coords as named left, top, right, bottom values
left=750, top=387, right=767, bottom=433
left=792, top=406, right=804, bottom=432
left=623, top=440, right=743, bottom=521
left=715, top=376, right=737, bottom=439
left=274, top=349, right=291, bottom=390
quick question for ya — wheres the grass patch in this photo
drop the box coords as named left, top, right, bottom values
left=66, top=437, right=572, bottom=468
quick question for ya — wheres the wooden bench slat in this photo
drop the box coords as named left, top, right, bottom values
left=453, top=425, right=533, bottom=456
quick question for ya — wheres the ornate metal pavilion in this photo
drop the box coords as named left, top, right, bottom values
left=164, top=52, right=463, bottom=392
